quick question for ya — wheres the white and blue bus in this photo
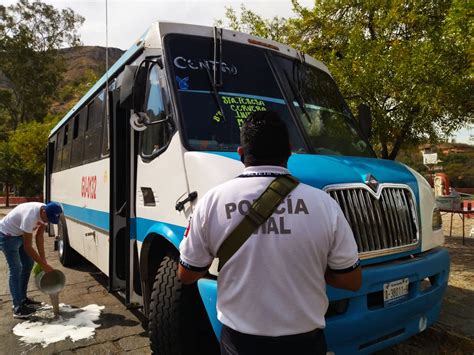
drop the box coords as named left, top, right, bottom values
left=45, top=22, right=450, bottom=354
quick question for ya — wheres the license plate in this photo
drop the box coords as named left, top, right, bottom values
left=383, top=278, right=409, bottom=306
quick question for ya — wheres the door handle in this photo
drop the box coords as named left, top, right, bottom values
left=175, top=191, right=198, bottom=211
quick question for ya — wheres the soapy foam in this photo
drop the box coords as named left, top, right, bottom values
left=13, top=304, right=104, bottom=347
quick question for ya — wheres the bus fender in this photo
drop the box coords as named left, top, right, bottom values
left=144, top=222, right=183, bottom=251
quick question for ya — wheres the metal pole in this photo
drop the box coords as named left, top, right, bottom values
left=105, top=0, right=110, bottom=152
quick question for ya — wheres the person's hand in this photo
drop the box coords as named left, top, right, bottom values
left=42, top=263, right=54, bottom=274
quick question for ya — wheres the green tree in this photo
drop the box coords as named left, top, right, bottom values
left=0, top=141, right=22, bottom=206
left=7, top=118, right=57, bottom=196
left=0, top=0, right=84, bottom=129
left=222, top=0, right=473, bottom=159
left=218, top=5, right=290, bottom=41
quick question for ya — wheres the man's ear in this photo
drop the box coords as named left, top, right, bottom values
left=40, top=207, right=48, bottom=223
left=237, top=146, right=245, bottom=165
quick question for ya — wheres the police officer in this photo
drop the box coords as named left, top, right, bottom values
left=178, top=111, right=361, bottom=354
left=0, top=202, right=62, bottom=318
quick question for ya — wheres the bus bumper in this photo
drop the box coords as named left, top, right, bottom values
left=197, top=247, right=450, bottom=354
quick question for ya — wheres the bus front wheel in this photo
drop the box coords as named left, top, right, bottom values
left=148, top=252, right=219, bottom=355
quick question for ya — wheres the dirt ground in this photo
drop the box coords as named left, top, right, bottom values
left=381, top=213, right=474, bottom=354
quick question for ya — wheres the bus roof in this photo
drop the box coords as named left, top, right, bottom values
left=49, top=21, right=329, bottom=138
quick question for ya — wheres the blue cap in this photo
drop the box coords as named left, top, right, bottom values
left=45, top=202, right=62, bottom=224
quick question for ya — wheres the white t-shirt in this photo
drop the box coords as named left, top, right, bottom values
left=179, top=166, right=359, bottom=336
left=0, top=202, right=45, bottom=236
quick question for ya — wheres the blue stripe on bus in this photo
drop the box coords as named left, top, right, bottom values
left=178, top=89, right=287, bottom=105
left=59, top=202, right=110, bottom=232
left=57, top=201, right=421, bottom=266
left=178, top=90, right=334, bottom=112
left=56, top=202, right=185, bottom=246
left=135, top=217, right=185, bottom=249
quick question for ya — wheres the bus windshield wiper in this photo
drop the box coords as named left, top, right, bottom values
left=213, top=27, right=223, bottom=87
left=284, top=71, right=312, bottom=124
left=203, top=26, right=227, bottom=123
left=205, top=66, right=227, bottom=123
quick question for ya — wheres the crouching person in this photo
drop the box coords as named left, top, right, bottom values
left=0, top=202, right=62, bottom=318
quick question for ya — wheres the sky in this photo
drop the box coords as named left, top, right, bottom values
left=1, top=0, right=313, bottom=49
left=1, top=0, right=472, bottom=144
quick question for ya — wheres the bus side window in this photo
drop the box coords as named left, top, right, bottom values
left=141, top=65, right=173, bottom=158
left=84, top=90, right=105, bottom=163
left=61, top=123, right=72, bottom=170
left=101, top=89, right=110, bottom=158
left=71, top=108, right=87, bottom=167
left=54, top=129, right=64, bottom=172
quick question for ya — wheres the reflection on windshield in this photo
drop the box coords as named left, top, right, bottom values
left=274, top=57, right=374, bottom=158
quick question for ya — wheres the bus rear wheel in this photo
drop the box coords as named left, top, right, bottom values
left=148, top=252, right=219, bottom=355
left=57, top=218, right=81, bottom=266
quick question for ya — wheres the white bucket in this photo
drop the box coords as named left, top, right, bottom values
left=34, top=268, right=66, bottom=295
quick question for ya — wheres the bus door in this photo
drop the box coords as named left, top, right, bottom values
left=45, top=140, right=55, bottom=236
left=133, top=62, right=188, bottom=304
left=109, top=85, right=130, bottom=292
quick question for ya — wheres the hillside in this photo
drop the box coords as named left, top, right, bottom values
left=0, top=46, right=124, bottom=116
left=51, top=46, right=124, bottom=114
left=60, top=46, right=124, bottom=84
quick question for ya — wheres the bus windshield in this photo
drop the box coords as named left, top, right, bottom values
left=164, top=34, right=374, bottom=157
left=271, top=56, right=374, bottom=157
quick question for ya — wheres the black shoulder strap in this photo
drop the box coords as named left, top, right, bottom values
left=217, top=175, right=299, bottom=271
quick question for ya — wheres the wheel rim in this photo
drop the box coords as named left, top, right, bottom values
left=58, top=229, right=64, bottom=258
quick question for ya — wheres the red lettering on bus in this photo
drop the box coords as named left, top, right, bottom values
left=81, top=175, right=97, bottom=199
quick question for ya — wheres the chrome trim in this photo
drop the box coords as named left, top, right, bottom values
left=323, top=183, right=419, bottom=258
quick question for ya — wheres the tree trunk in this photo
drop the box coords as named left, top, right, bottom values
left=388, top=136, right=405, bottom=160
left=381, top=141, right=389, bottom=159
left=388, top=115, right=416, bottom=160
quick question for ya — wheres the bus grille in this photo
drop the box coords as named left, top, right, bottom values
left=326, top=185, right=418, bottom=256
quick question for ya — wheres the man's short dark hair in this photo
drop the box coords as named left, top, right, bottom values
left=240, top=111, right=291, bottom=166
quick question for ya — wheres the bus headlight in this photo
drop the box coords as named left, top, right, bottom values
left=432, top=208, right=442, bottom=230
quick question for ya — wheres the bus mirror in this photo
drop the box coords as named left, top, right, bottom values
left=130, top=112, right=149, bottom=132
left=133, top=65, right=148, bottom=112
left=119, top=65, right=137, bottom=109
left=119, top=64, right=148, bottom=111
left=358, top=103, right=372, bottom=140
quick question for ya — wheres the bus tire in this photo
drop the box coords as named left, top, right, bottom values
left=57, top=218, right=81, bottom=266
left=148, top=253, right=184, bottom=354
left=149, top=252, right=218, bottom=355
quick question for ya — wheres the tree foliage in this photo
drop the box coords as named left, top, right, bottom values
left=0, top=0, right=84, bottom=129
left=8, top=118, right=56, bottom=195
left=222, top=0, right=473, bottom=159
left=0, top=0, right=85, bottom=198
left=0, top=139, right=21, bottom=205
